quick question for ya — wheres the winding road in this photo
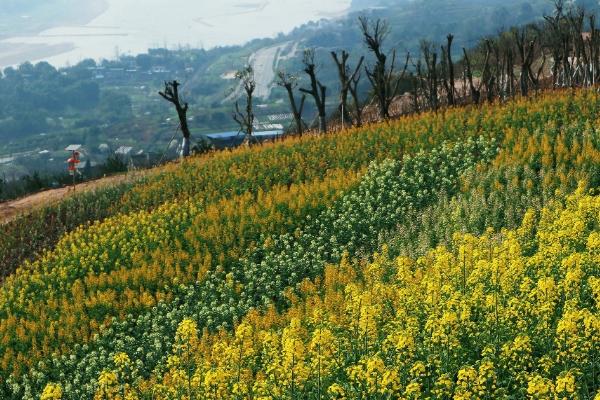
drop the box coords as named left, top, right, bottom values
left=224, top=41, right=299, bottom=103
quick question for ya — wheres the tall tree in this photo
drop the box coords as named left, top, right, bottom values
left=232, top=66, right=256, bottom=146
left=359, top=16, right=410, bottom=120
left=331, top=50, right=365, bottom=127
left=299, top=49, right=328, bottom=133
left=276, top=70, right=307, bottom=135
left=159, top=80, right=191, bottom=157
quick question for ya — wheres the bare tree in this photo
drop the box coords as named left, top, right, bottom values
left=299, top=49, right=328, bottom=133
left=462, top=48, right=481, bottom=104
left=359, top=16, right=409, bottom=120
left=349, top=68, right=365, bottom=127
left=232, top=66, right=256, bottom=145
left=420, top=40, right=439, bottom=111
left=478, top=40, right=493, bottom=102
left=440, top=34, right=456, bottom=106
left=567, top=8, right=587, bottom=86
left=542, top=1, right=600, bottom=89
left=484, top=39, right=499, bottom=102
left=588, top=14, right=599, bottom=86
left=514, top=27, right=538, bottom=97
left=159, top=80, right=191, bottom=157
left=410, top=72, right=420, bottom=113
left=276, top=70, right=307, bottom=135
left=415, top=59, right=426, bottom=109
left=544, top=1, right=566, bottom=87
left=506, top=48, right=516, bottom=98
left=331, top=50, right=365, bottom=127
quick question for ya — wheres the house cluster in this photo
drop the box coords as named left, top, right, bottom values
left=85, top=64, right=194, bottom=84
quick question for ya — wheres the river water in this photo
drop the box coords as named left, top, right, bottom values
left=0, top=0, right=351, bottom=68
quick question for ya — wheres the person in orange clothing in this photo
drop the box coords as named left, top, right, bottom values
left=67, top=151, right=82, bottom=190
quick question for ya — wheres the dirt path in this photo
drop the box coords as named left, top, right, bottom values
left=0, top=172, right=139, bottom=225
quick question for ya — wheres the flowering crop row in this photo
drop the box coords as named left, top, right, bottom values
left=94, top=188, right=600, bottom=399
left=2, top=90, right=597, bottom=281
left=0, top=89, right=502, bottom=284
left=0, top=169, right=360, bottom=385
left=389, top=119, right=600, bottom=258
left=118, top=90, right=597, bottom=214
left=0, top=91, right=494, bottom=280
left=46, top=116, right=600, bottom=400
left=2, top=90, right=600, bottom=399
left=0, top=183, right=134, bottom=281
left=15, top=137, right=497, bottom=399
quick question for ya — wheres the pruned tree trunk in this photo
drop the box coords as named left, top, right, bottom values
left=514, top=28, right=537, bottom=97
left=331, top=50, right=364, bottom=128
left=479, top=41, right=492, bottom=102
left=590, top=15, right=599, bottom=86
left=441, top=34, right=456, bottom=106
left=488, top=40, right=502, bottom=103
left=300, top=49, right=328, bottom=133
left=359, top=16, right=409, bottom=120
left=462, top=48, right=481, bottom=104
left=181, top=137, right=190, bottom=157
left=421, top=41, right=439, bottom=111
left=410, top=73, right=420, bottom=113
left=159, top=80, right=191, bottom=158
left=318, top=115, right=327, bottom=133
left=232, top=66, right=256, bottom=146
left=276, top=71, right=307, bottom=135
left=349, top=69, right=364, bottom=127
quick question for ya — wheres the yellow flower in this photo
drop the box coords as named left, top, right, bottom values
left=454, top=366, right=478, bottom=400
left=432, top=373, right=453, bottom=398
left=527, top=374, right=554, bottom=399
left=328, top=383, right=347, bottom=399
left=113, top=352, right=131, bottom=368
left=410, top=361, right=426, bottom=379
left=555, top=370, right=577, bottom=397
left=309, top=327, right=337, bottom=376
left=95, top=370, right=120, bottom=400
left=41, top=383, right=63, bottom=400
left=404, top=381, right=421, bottom=398
left=98, top=370, right=118, bottom=387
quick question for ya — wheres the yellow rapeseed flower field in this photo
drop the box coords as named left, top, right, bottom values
left=2, top=89, right=600, bottom=399
left=122, top=187, right=599, bottom=399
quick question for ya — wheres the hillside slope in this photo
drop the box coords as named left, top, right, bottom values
left=124, top=188, right=600, bottom=399
left=0, top=90, right=596, bottom=399
left=0, top=173, right=137, bottom=225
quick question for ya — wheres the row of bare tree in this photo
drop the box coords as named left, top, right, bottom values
left=272, top=1, right=600, bottom=135
left=161, top=0, right=599, bottom=156
left=410, top=0, right=600, bottom=112
left=271, top=16, right=409, bottom=136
